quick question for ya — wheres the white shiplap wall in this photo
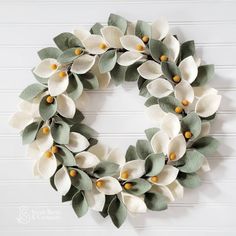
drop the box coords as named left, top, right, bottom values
left=1, top=0, right=236, bottom=235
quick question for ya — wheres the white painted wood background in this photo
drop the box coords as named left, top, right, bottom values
left=1, top=0, right=236, bottom=235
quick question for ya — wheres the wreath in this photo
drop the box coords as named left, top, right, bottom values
left=9, top=14, right=221, bottom=228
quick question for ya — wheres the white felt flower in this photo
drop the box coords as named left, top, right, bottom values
left=151, top=18, right=169, bottom=41
left=56, top=94, right=76, bottom=118
left=75, top=151, right=100, bottom=169
left=117, top=51, right=143, bottom=66
left=71, top=54, right=96, bottom=74
left=145, top=104, right=167, bottom=125
left=35, top=125, right=54, bottom=152
left=163, top=34, right=180, bottom=62
left=74, top=28, right=91, bottom=43
left=179, top=56, right=198, bottom=83
left=95, top=176, right=122, bottom=195
left=137, top=60, right=162, bottom=80
left=83, top=35, right=109, bottom=54
left=101, top=26, right=124, bottom=48
left=54, top=166, right=71, bottom=195
left=120, top=35, right=146, bottom=52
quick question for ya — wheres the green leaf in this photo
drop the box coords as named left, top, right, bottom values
left=110, top=63, right=126, bottom=85
left=90, top=22, right=103, bottom=35
left=149, top=39, right=169, bottom=62
left=145, top=153, right=165, bottom=176
left=57, top=47, right=83, bottom=64
left=37, top=47, right=61, bottom=60
left=125, top=62, right=142, bottom=81
left=181, top=112, right=201, bottom=139
left=136, top=139, right=153, bottom=160
left=108, top=13, right=127, bottom=33
left=144, top=96, right=158, bottom=107
left=39, top=95, right=57, bottom=121
left=191, top=136, right=219, bottom=156
left=55, top=146, right=76, bottom=166
left=139, top=80, right=151, bottom=97
left=108, top=196, right=127, bottom=228
left=200, top=113, right=216, bottom=121
left=68, top=36, right=83, bottom=49
left=93, top=161, right=119, bottom=178
left=161, top=61, right=181, bottom=81
left=79, top=72, right=99, bottom=90
left=125, top=145, right=139, bottom=162
left=137, top=76, right=146, bottom=89
left=135, top=20, right=151, bottom=39
left=124, top=178, right=152, bottom=196
left=60, top=109, right=84, bottom=125
left=191, top=65, right=215, bottom=87
left=178, top=172, right=201, bottom=188
left=145, top=127, right=159, bottom=141
left=22, top=121, right=42, bottom=145
left=62, top=185, right=78, bottom=202
left=144, top=192, right=168, bottom=211
left=66, top=73, right=83, bottom=100
left=72, top=191, right=88, bottom=218
left=159, top=95, right=181, bottom=113
left=19, top=83, right=46, bottom=102
left=178, top=40, right=195, bottom=62
left=50, top=120, right=70, bottom=144
left=100, top=195, right=116, bottom=218
left=174, top=150, right=205, bottom=173
left=70, top=123, right=97, bottom=139
left=99, top=49, right=117, bottom=73
left=69, top=168, right=92, bottom=191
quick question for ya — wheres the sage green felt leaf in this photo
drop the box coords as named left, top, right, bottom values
left=100, top=195, right=116, bottom=218
left=57, top=47, right=83, bottom=64
left=125, top=145, right=139, bottom=162
left=70, top=123, right=97, bottom=139
left=55, top=146, right=76, bottom=166
left=72, top=191, right=88, bottom=218
left=108, top=13, right=128, bottom=34
left=39, top=95, right=57, bottom=121
left=174, top=150, right=205, bottom=173
left=125, top=62, right=142, bottom=82
left=50, top=120, right=70, bottom=144
left=88, top=138, right=98, bottom=147
left=178, top=172, right=201, bottom=188
left=191, top=136, right=219, bottom=156
left=60, top=109, right=84, bottom=125
left=181, top=112, right=201, bottom=139
left=144, top=192, right=168, bottom=211
left=93, top=161, right=119, bottom=178
left=159, top=95, right=182, bottom=113
left=19, top=83, right=46, bottom=102
left=79, top=72, right=99, bottom=90
left=68, top=36, right=83, bottom=48
left=139, top=80, right=151, bottom=97
left=201, top=113, right=216, bottom=121
left=90, top=22, right=103, bottom=35
left=145, top=153, right=165, bottom=176
left=110, top=63, right=126, bottom=85
left=108, top=196, right=127, bottom=228
left=22, top=121, right=42, bottom=145
left=178, top=40, right=195, bottom=62
left=144, top=96, right=158, bottom=107
left=32, top=70, right=48, bottom=84
left=136, top=139, right=153, bottom=160
left=145, top=127, right=159, bottom=141
left=37, top=47, right=61, bottom=60
left=99, top=49, right=117, bottom=73
left=124, top=178, right=152, bottom=196
left=135, top=20, right=151, bottom=39
left=161, top=61, right=181, bottom=81
left=191, top=65, right=215, bottom=87
left=66, top=73, right=83, bottom=100
left=137, top=76, right=146, bottom=89
left=149, top=39, right=169, bottom=62
left=69, top=168, right=92, bottom=191
left=62, top=185, right=78, bottom=202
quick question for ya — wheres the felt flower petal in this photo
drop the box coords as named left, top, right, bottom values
left=151, top=18, right=169, bottom=40
left=120, top=160, right=145, bottom=180
left=66, top=132, right=90, bottom=153
left=151, top=185, right=175, bottom=202
left=85, top=184, right=106, bottom=211
left=26, top=141, right=42, bottom=159
left=54, top=166, right=71, bottom=195
left=83, top=35, right=108, bottom=54
left=75, top=92, right=89, bottom=110
left=88, top=142, right=109, bottom=161
left=96, top=176, right=122, bottom=195
left=161, top=113, right=180, bottom=139
left=151, top=131, right=169, bottom=155
left=48, top=71, right=69, bottom=96
left=200, top=157, right=211, bottom=172
left=71, top=54, right=96, bottom=74
left=137, top=60, right=162, bottom=80
left=101, top=26, right=123, bottom=48
left=74, top=28, right=91, bottom=42
left=147, top=78, right=173, bottom=98
left=193, top=86, right=218, bottom=98
left=33, top=58, right=58, bottom=78
left=37, top=154, right=57, bottom=179
left=33, top=159, right=40, bottom=177
left=168, top=180, right=184, bottom=199
left=107, top=148, right=126, bottom=166
left=145, top=104, right=166, bottom=124
left=168, top=134, right=186, bottom=161
left=150, top=165, right=179, bottom=186
left=163, top=34, right=180, bottom=62
left=57, top=94, right=76, bottom=118
left=179, top=56, right=198, bottom=83
left=195, top=94, right=221, bottom=117
left=36, top=126, right=53, bottom=152
left=75, top=151, right=100, bottom=169
left=117, top=51, right=143, bottom=66
left=120, top=35, right=145, bottom=52
left=121, top=192, right=147, bottom=213
left=174, top=80, right=194, bottom=104
left=9, top=111, right=33, bottom=130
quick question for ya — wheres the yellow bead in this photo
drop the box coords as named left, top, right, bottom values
left=42, top=126, right=50, bottom=135
left=99, top=43, right=107, bottom=50
left=46, top=96, right=54, bottom=104
left=142, top=35, right=149, bottom=43
left=169, top=152, right=176, bottom=161
left=69, top=169, right=77, bottom=177
left=51, top=146, right=59, bottom=154
left=184, top=131, right=192, bottom=139
left=175, top=106, right=183, bottom=114
left=74, top=48, right=82, bottom=55
left=124, top=183, right=132, bottom=190
left=172, top=75, right=181, bottom=83
left=59, top=71, right=67, bottom=78
left=121, top=171, right=129, bottom=179
left=96, top=180, right=104, bottom=188
left=44, top=151, right=53, bottom=158
left=182, top=99, right=190, bottom=106
left=50, top=64, right=58, bottom=70
left=160, top=55, right=168, bottom=62
left=151, top=176, right=159, bottom=183
left=136, top=44, right=145, bottom=51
